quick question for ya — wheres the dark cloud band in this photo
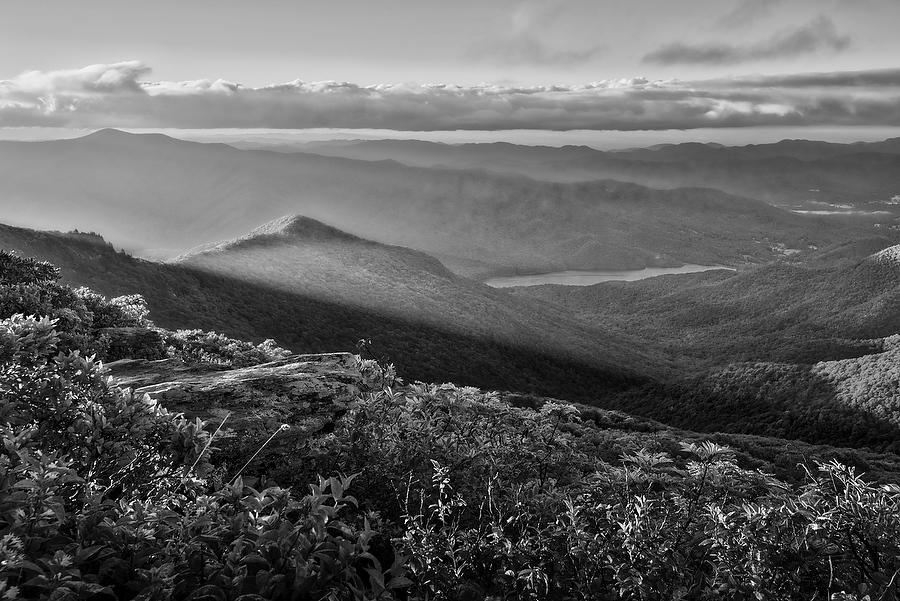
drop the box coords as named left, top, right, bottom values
left=2, top=61, right=900, bottom=131
left=644, top=16, right=850, bottom=65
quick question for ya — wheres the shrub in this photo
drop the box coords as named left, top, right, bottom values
left=0, top=253, right=407, bottom=600
left=0, top=252, right=59, bottom=285
left=0, top=251, right=162, bottom=360
left=165, top=329, right=291, bottom=368
left=75, top=289, right=151, bottom=329
left=287, top=383, right=900, bottom=600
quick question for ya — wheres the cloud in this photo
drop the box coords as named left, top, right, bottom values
left=715, top=0, right=783, bottom=29
left=722, top=67, right=900, bottom=88
left=644, top=16, right=850, bottom=65
left=3, top=61, right=900, bottom=131
left=469, top=0, right=604, bottom=66
left=7, top=61, right=149, bottom=95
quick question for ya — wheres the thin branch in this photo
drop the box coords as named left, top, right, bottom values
left=231, top=423, right=290, bottom=484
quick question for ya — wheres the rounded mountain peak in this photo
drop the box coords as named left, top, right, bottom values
left=173, top=215, right=361, bottom=260
left=246, top=215, right=360, bottom=242
left=868, top=244, right=900, bottom=266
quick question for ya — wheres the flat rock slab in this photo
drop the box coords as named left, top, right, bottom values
left=106, top=353, right=363, bottom=439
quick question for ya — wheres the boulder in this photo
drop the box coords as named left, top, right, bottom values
left=106, top=352, right=363, bottom=441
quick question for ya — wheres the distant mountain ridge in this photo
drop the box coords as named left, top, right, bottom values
left=0, top=129, right=870, bottom=277
left=612, top=137, right=900, bottom=162
left=284, top=137, right=900, bottom=161
left=287, top=136, right=900, bottom=165
left=286, top=137, right=900, bottom=207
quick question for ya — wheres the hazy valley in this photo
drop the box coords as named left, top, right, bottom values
left=2, top=130, right=880, bottom=277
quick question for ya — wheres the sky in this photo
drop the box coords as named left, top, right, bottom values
left=2, top=0, right=900, bottom=134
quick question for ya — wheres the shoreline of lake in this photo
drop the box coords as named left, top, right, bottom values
left=485, top=264, right=734, bottom=288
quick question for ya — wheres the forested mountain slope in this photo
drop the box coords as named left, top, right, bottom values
left=0, top=221, right=658, bottom=401
left=508, top=241, right=900, bottom=451
left=611, top=338, right=900, bottom=453
left=175, top=214, right=653, bottom=367
left=512, top=239, right=900, bottom=366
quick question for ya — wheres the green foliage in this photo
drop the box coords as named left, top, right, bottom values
left=0, top=250, right=163, bottom=361
left=164, top=329, right=291, bottom=368
left=275, top=383, right=900, bottom=600
left=0, top=313, right=207, bottom=498
left=260, top=385, right=900, bottom=599
left=0, top=252, right=59, bottom=285
left=76, top=289, right=151, bottom=329
left=0, top=256, right=406, bottom=600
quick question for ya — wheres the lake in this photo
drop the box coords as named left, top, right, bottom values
left=484, top=264, right=733, bottom=288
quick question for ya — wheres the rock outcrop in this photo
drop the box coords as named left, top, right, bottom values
left=107, top=352, right=363, bottom=442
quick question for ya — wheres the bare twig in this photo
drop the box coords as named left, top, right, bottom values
left=231, top=423, right=290, bottom=484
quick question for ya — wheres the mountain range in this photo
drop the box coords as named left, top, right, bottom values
left=0, top=129, right=875, bottom=277
left=276, top=137, right=900, bottom=209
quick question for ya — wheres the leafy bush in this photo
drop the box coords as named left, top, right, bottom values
left=0, top=253, right=59, bottom=285
left=164, top=329, right=291, bottom=368
left=285, top=383, right=900, bottom=600
left=0, top=253, right=406, bottom=600
left=0, top=313, right=207, bottom=499
left=76, top=289, right=152, bottom=329
left=0, top=250, right=164, bottom=361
